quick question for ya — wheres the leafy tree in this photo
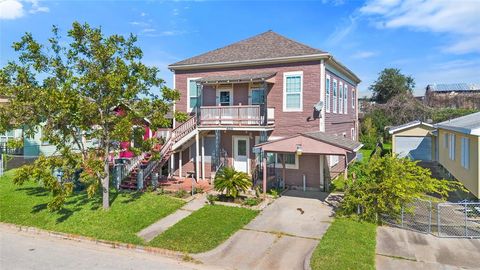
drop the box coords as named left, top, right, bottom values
left=359, top=117, right=378, bottom=149
left=370, top=68, right=415, bottom=103
left=340, top=155, right=463, bottom=222
left=0, top=22, right=185, bottom=210
left=431, top=108, right=479, bottom=123
left=214, top=167, right=251, bottom=198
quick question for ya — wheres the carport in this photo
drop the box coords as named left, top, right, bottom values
left=255, top=131, right=362, bottom=195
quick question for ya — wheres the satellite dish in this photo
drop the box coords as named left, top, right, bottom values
left=314, top=101, right=324, bottom=111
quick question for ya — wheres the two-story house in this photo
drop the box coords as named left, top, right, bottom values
left=165, top=31, right=362, bottom=191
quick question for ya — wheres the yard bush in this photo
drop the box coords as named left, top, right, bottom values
left=214, top=167, right=251, bottom=198
left=340, top=155, right=463, bottom=222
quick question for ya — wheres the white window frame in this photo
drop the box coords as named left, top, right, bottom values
left=187, top=77, right=200, bottom=112
left=274, top=153, right=299, bottom=170
left=325, top=75, right=331, bottom=113
left=461, top=137, right=470, bottom=169
left=448, top=133, right=455, bottom=160
left=351, top=127, right=355, bottom=141
left=333, top=79, right=338, bottom=113
left=343, top=84, right=348, bottom=114
left=330, top=155, right=339, bottom=166
left=283, top=71, right=303, bottom=112
left=352, top=88, right=355, bottom=109
left=216, top=84, right=233, bottom=106
left=338, top=82, right=343, bottom=114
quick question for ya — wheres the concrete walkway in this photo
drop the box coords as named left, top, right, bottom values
left=137, top=194, right=207, bottom=242
left=195, top=190, right=333, bottom=270
left=376, top=226, right=480, bottom=270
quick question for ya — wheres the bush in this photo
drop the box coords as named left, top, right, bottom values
left=360, top=117, right=378, bottom=149
left=330, top=175, right=350, bottom=192
left=243, top=197, right=261, bottom=206
left=214, top=167, right=251, bottom=198
left=174, top=190, right=188, bottom=198
left=206, top=194, right=218, bottom=205
left=340, top=155, right=464, bottom=222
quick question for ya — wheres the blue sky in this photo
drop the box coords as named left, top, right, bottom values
left=1, top=0, right=479, bottom=97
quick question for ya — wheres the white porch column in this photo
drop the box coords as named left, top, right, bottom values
left=170, top=153, right=175, bottom=178
left=195, top=130, right=200, bottom=182
left=201, top=136, right=205, bottom=181
left=179, top=150, right=183, bottom=179
left=320, top=59, right=326, bottom=132
left=262, top=154, right=267, bottom=198
left=319, top=155, right=325, bottom=191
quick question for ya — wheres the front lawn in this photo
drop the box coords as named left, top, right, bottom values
left=310, top=218, right=377, bottom=270
left=0, top=170, right=185, bottom=244
left=149, top=205, right=258, bottom=253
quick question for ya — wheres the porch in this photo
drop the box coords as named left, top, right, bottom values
left=255, top=131, right=363, bottom=195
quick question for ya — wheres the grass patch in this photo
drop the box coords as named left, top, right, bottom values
left=0, top=170, right=185, bottom=244
left=310, top=218, right=377, bottom=270
left=149, top=205, right=258, bottom=253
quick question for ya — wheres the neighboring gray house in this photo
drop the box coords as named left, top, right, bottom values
left=425, top=83, right=480, bottom=109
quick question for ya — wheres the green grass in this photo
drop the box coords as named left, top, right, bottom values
left=149, top=205, right=258, bottom=253
left=310, top=218, right=377, bottom=270
left=0, top=170, right=185, bottom=244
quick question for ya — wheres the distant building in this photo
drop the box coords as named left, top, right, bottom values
left=425, top=83, right=480, bottom=110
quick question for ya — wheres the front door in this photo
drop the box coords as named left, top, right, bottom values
left=233, top=136, right=249, bottom=173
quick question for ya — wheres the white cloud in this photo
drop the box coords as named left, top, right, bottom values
left=26, top=0, right=48, bottom=14
left=142, top=28, right=156, bottom=33
left=140, top=12, right=146, bottom=17
left=352, top=51, right=378, bottom=59
left=326, top=15, right=358, bottom=45
left=360, top=0, right=480, bottom=54
left=0, top=0, right=24, bottom=19
left=172, top=8, right=179, bottom=16
left=0, top=0, right=48, bottom=20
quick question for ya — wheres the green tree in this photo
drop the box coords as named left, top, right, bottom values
left=214, top=167, right=252, bottom=198
left=370, top=68, right=415, bottom=103
left=360, top=117, right=378, bottom=149
left=341, top=155, right=463, bottom=222
left=0, top=22, right=184, bottom=210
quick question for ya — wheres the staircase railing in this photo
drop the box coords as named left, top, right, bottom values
left=172, top=116, right=197, bottom=143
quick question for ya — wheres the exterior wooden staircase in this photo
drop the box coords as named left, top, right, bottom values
left=120, top=116, right=197, bottom=190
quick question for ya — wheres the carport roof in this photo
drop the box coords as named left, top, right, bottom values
left=435, top=112, right=480, bottom=136
left=255, top=131, right=363, bottom=155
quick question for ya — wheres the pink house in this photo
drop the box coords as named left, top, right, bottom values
left=165, top=31, right=362, bottom=191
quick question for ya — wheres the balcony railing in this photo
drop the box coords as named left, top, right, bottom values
left=199, top=105, right=274, bottom=127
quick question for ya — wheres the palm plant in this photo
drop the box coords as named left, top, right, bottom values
left=214, top=167, right=251, bottom=198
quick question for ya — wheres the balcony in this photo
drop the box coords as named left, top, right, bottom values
left=199, top=105, right=274, bottom=128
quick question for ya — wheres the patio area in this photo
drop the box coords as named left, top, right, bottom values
left=158, top=177, right=213, bottom=192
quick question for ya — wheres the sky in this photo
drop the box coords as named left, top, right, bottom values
left=1, top=0, right=479, bottom=97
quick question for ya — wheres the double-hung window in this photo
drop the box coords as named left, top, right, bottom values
left=275, top=153, right=299, bottom=169
left=325, top=75, right=331, bottom=113
left=461, top=137, right=470, bottom=169
left=283, top=71, right=303, bottom=111
left=448, top=133, right=455, bottom=160
left=338, top=82, right=343, bottom=114
left=187, top=78, right=200, bottom=112
left=352, top=88, right=355, bottom=109
left=444, top=133, right=449, bottom=148
left=343, top=84, right=348, bottom=114
left=333, top=79, right=338, bottom=113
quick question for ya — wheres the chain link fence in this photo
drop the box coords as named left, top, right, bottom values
left=382, top=198, right=480, bottom=238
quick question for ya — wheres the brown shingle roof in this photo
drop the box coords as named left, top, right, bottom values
left=170, top=31, right=327, bottom=67
left=301, top=131, right=363, bottom=151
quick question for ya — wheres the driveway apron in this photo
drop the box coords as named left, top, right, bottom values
left=195, top=190, right=334, bottom=270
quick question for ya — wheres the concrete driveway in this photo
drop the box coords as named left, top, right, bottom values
left=376, top=226, right=480, bottom=270
left=195, top=190, right=334, bottom=270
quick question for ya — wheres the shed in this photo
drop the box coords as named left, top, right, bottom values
left=388, top=121, right=435, bottom=161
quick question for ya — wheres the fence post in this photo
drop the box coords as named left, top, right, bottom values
left=428, top=200, right=432, bottom=234
left=465, top=202, right=468, bottom=237
left=437, top=203, right=441, bottom=236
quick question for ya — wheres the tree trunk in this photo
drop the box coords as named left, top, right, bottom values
left=102, top=142, right=110, bottom=209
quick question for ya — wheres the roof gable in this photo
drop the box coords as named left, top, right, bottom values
left=170, top=31, right=326, bottom=67
left=388, top=121, right=434, bottom=134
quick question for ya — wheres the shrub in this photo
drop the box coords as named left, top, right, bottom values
left=214, top=167, right=252, bottom=198
left=243, top=197, right=261, bottom=206
left=340, top=155, right=464, bottom=222
left=207, top=194, right=218, bottom=205
left=267, top=188, right=280, bottom=198
left=174, top=189, right=188, bottom=198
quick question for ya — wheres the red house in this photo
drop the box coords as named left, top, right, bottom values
left=165, top=31, right=362, bottom=191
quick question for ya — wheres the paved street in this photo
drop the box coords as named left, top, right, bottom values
left=0, top=226, right=216, bottom=270
left=195, top=190, right=333, bottom=270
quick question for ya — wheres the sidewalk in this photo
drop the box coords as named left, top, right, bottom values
left=137, top=194, right=207, bottom=242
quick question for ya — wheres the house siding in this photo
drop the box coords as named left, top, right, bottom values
left=174, top=61, right=323, bottom=138
left=438, top=128, right=480, bottom=197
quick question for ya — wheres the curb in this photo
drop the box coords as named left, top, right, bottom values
left=303, top=245, right=315, bottom=270
left=0, top=222, right=184, bottom=259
